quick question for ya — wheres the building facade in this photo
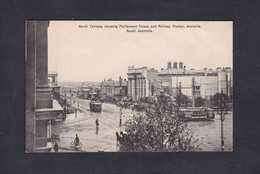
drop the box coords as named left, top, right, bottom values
left=100, top=77, right=127, bottom=102
left=48, top=71, right=61, bottom=100
left=157, top=61, right=233, bottom=100
left=26, top=21, right=63, bottom=152
left=127, top=66, right=158, bottom=101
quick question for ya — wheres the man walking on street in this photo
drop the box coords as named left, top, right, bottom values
left=96, top=118, right=99, bottom=127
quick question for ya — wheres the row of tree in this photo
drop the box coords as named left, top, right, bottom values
left=175, top=93, right=231, bottom=107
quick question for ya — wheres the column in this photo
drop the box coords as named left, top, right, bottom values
left=26, top=21, right=36, bottom=152
left=35, top=21, right=52, bottom=109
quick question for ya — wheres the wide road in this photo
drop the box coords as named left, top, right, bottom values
left=52, top=97, right=133, bottom=152
left=188, top=112, right=233, bottom=151
left=52, top=96, right=233, bottom=152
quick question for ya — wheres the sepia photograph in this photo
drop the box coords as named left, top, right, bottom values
left=25, top=20, right=233, bottom=153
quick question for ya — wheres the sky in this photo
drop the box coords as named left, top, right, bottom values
left=48, top=21, right=233, bottom=82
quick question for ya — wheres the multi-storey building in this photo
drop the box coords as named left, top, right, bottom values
left=157, top=61, right=233, bottom=100
left=26, top=21, right=63, bottom=152
left=48, top=71, right=61, bottom=100
left=100, top=77, right=127, bottom=101
left=127, top=66, right=158, bottom=101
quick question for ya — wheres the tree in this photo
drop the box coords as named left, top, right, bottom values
left=175, top=93, right=192, bottom=107
left=210, top=92, right=229, bottom=108
left=140, top=97, right=149, bottom=103
left=195, top=97, right=206, bottom=107
left=118, top=93, right=200, bottom=152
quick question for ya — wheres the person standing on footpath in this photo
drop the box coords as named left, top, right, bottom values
left=54, top=143, right=59, bottom=152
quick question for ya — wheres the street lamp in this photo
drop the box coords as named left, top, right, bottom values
left=216, top=90, right=227, bottom=151
left=119, top=107, right=122, bottom=126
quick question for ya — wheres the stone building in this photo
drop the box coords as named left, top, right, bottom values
left=100, top=77, right=127, bottom=102
left=127, top=66, right=158, bottom=101
left=26, top=21, right=63, bottom=152
left=157, top=61, right=233, bottom=100
left=80, top=88, right=91, bottom=99
left=100, top=78, right=115, bottom=100
left=48, top=71, right=60, bottom=100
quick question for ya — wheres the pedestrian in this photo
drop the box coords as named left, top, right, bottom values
left=96, top=118, right=99, bottom=127
left=74, top=134, right=80, bottom=146
left=53, top=143, right=59, bottom=152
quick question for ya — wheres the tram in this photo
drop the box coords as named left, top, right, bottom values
left=179, top=107, right=215, bottom=121
left=89, top=101, right=102, bottom=112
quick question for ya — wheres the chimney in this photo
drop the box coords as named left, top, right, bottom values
left=167, top=61, right=172, bottom=69
left=184, top=66, right=186, bottom=73
left=179, top=62, right=183, bottom=69
left=173, top=61, right=178, bottom=68
left=161, top=68, right=164, bottom=71
left=226, top=67, right=231, bottom=71
left=204, top=68, right=207, bottom=76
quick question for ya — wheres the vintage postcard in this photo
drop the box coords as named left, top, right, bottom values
left=25, top=21, right=233, bottom=152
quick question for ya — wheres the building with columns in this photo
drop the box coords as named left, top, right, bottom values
left=127, top=66, right=158, bottom=101
left=26, top=21, right=63, bottom=152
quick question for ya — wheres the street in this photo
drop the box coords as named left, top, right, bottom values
left=52, top=98, right=133, bottom=152
left=188, top=112, right=233, bottom=151
left=52, top=97, right=233, bottom=152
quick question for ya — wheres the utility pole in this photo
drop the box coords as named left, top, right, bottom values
left=220, top=90, right=225, bottom=151
left=119, top=76, right=123, bottom=102
left=192, top=77, right=195, bottom=107
left=119, top=107, right=122, bottom=126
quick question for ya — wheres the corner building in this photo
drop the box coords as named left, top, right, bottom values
left=26, top=21, right=63, bottom=152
